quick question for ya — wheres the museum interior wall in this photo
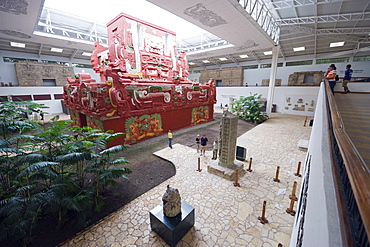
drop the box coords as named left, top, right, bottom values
left=199, top=67, right=244, bottom=86
left=15, top=62, right=74, bottom=87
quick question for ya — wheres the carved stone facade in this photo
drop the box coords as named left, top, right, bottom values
left=262, top=79, right=282, bottom=86
left=15, top=62, right=74, bottom=86
left=200, top=67, right=244, bottom=86
left=288, top=71, right=324, bottom=86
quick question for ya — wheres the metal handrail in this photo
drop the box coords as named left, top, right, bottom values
left=325, top=80, right=370, bottom=246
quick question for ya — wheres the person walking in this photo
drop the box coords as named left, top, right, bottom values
left=325, top=64, right=337, bottom=94
left=341, top=64, right=353, bottom=94
left=212, top=138, right=219, bottom=160
left=195, top=134, right=200, bottom=153
left=168, top=130, right=173, bottom=149
left=200, top=134, right=208, bottom=156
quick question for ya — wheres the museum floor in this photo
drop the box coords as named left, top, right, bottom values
left=58, top=109, right=311, bottom=247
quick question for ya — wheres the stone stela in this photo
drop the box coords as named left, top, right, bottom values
left=207, top=109, right=246, bottom=180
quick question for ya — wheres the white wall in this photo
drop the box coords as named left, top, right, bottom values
left=190, top=54, right=370, bottom=89
left=289, top=83, right=343, bottom=247
left=216, top=86, right=320, bottom=115
left=243, top=60, right=370, bottom=86
left=0, top=87, right=64, bottom=113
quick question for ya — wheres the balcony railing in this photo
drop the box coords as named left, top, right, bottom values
left=325, top=80, right=370, bottom=247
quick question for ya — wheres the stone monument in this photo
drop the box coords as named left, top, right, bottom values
left=162, top=185, right=181, bottom=217
left=149, top=185, right=195, bottom=247
left=207, top=109, right=246, bottom=180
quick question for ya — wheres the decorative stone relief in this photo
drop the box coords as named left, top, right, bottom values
left=184, top=3, right=227, bottom=27
left=200, top=67, right=243, bottom=86
left=15, top=62, right=74, bottom=86
left=288, top=71, right=324, bottom=86
left=162, top=185, right=181, bottom=217
left=0, top=29, right=31, bottom=38
left=0, top=0, right=28, bottom=15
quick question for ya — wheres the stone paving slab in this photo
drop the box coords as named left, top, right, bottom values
left=59, top=113, right=311, bottom=247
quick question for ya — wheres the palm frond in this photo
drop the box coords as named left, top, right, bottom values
left=18, top=153, right=47, bottom=163
left=110, top=157, right=130, bottom=165
left=16, top=161, right=59, bottom=178
left=100, top=144, right=129, bottom=155
left=56, top=152, right=98, bottom=163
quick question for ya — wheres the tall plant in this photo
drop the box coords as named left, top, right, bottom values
left=231, top=93, right=268, bottom=124
left=0, top=101, right=133, bottom=245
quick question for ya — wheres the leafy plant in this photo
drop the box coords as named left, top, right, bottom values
left=0, top=100, right=133, bottom=245
left=231, top=93, right=268, bottom=124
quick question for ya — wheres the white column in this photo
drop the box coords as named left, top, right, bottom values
left=266, top=45, right=279, bottom=117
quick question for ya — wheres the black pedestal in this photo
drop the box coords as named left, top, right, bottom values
left=236, top=146, right=246, bottom=161
left=149, top=201, right=194, bottom=247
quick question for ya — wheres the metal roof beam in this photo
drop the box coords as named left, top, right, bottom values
left=268, top=0, right=348, bottom=10
left=225, top=54, right=239, bottom=65
left=248, top=50, right=261, bottom=62
left=281, top=26, right=370, bottom=35
left=278, top=12, right=370, bottom=25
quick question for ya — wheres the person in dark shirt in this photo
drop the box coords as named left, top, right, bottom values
left=195, top=134, right=200, bottom=153
left=200, top=134, right=208, bottom=156
left=341, top=64, right=353, bottom=94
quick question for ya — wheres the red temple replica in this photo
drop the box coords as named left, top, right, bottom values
left=63, top=13, right=216, bottom=145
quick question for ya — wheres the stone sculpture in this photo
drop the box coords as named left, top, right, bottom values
left=162, top=185, right=181, bottom=217
left=207, top=109, right=245, bottom=180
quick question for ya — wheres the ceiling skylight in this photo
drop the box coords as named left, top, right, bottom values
left=202, top=60, right=210, bottom=63
left=10, top=42, right=25, bottom=48
left=330, top=42, right=345, bottom=47
left=264, top=51, right=272, bottom=55
left=51, top=47, right=63, bottom=52
left=293, top=46, right=305, bottom=51
left=82, top=52, right=92, bottom=56
left=239, top=54, right=248, bottom=58
left=219, top=57, right=228, bottom=61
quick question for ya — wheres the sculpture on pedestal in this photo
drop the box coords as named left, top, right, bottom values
left=150, top=185, right=194, bottom=246
left=162, top=185, right=181, bottom=217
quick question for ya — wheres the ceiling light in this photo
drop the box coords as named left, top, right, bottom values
left=264, top=51, right=273, bottom=55
left=219, top=57, right=228, bottom=61
left=239, top=54, right=248, bottom=58
left=293, top=46, right=305, bottom=51
left=51, top=47, right=63, bottom=52
left=186, top=44, right=235, bottom=55
left=10, top=42, right=25, bottom=48
left=330, top=42, right=345, bottom=47
left=202, top=60, right=210, bottom=63
left=188, top=62, right=195, bottom=65
left=82, top=52, right=92, bottom=56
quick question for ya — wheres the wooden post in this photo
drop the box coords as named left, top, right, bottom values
left=196, top=157, right=202, bottom=172
left=289, top=181, right=298, bottom=201
left=233, top=170, right=240, bottom=187
left=273, top=166, right=280, bottom=182
left=286, top=197, right=296, bottom=216
left=303, top=116, right=308, bottom=127
left=247, top=157, right=253, bottom=172
left=258, top=201, right=269, bottom=224
left=294, top=161, right=302, bottom=177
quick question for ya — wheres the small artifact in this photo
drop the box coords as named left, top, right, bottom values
left=162, top=185, right=181, bottom=217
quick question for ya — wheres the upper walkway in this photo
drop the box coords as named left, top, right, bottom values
left=335, top=93, right=370, bottom=168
